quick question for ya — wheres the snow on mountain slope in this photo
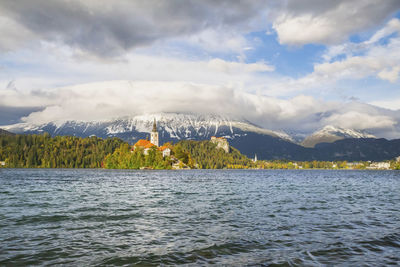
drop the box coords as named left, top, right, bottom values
left=3, top=113, right=294, bottom=143
left=301, top=125, right=376, bottom=148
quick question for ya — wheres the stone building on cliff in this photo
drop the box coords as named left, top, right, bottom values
left=210, top=136, right=229, bottom=153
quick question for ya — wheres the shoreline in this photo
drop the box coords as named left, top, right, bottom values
left=1, top=167, right=397, bottom=171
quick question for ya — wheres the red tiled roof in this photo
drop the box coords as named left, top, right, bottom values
left=134, top=139, right=151, bottom=147
left=144, top=143, right=156, bottom=149
left=134, top=139, right=156, bottom=149
left=158, top=145, right=171, bottom=151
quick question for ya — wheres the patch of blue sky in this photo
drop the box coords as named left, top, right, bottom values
left=327, top=53, right=347, bottom=63
left=1, top=58, right=61, bottom=79
left=244, top=31, right=326, bottom=78
left=377, top=32, right=399, bottom=46
left=334, top=77, right=400, bottom=103
left=135, top=40, right=209, bottom=61
left=348, top=34, right=365, bottom=44
left=349, top=29, right=398, bottom=47
left=0, top=58, right=32, bottom=71
left=143, top=38, right=243, bottom=63
left=395, top=10, right=400, bottom=19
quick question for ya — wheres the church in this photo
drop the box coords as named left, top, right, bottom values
left=132, top=119, right=171, bottom=157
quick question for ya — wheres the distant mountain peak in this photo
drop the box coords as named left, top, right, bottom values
left=0, top=128, right=15, bottom=136
left=301, top=125, right=376, bottom=148
left=318, top=125, right=375, bottom=138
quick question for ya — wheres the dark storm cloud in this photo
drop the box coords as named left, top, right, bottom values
left=0, top=0, right=266, bottom=56
left=1, top=0, right=399, bottom=55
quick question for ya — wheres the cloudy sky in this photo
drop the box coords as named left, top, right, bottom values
left=1, top=0, right=400, bottom=138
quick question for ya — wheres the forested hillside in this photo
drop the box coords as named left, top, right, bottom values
left=0, top=134, right=123, bottom=168
left=175, top=140, right=252, bottom=169
left=103, top=143, right=172, bottom=169
left=0, top=134, right=253, bottom=169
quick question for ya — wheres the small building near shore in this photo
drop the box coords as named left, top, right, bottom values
left=158, top=145, right=171, bottom=157
left=367, top=162, right=390, bottom=170
left=0, top=161, right=5, bottom=166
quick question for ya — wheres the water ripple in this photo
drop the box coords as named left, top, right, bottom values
left=0, top=169, right=399, bottom=266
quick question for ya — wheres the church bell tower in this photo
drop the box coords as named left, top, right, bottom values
left=150, top=118, right=159, bottom=147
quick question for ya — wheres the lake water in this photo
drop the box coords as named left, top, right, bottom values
left=0, top=169, right=399, bottom=266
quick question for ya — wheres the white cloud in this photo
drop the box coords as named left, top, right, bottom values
left=273, top=0, right=400, bottom=46
left=207, top=58, right=274, bottom=74
left=377, top=66, right=400, bottom=83
left=370, top=99, right=400, bottom=111
left=1, top=0, right=400, bottom=139
left=315, top=57, right=383, bottom=79
left=0, top=16, right=36, bottom=52
left=1, top=0, right=398, bottom=57
left=183, top=29, right=250, bottom=54
left=366, top=18, right=400, bottom=44
left=1, top=80, right=399, bottom=138
left=0, top=0, right=267, bottom=57
left=0, top=43, right=277, bottom=95
left=314, top=37, right=400, bottom=83
left=274, top=14, right=342, bottom=45
left=2, top=81, right=288, bottom=124
left=322, top=111, right=396, bottom=130
left=1, top=10, right=399, bottom=108
left=322, top=18, right=400, bottom=63
left=269, top=18, right=400, bottom=95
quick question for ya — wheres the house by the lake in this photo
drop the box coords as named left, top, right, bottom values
left=367, top=162, right=390, bottom=170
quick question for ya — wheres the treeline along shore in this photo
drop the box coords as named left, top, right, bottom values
left=1, top=133, right=399, bottom=170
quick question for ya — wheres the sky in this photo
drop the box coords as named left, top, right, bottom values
left=0, top=0, right=400, bottom=138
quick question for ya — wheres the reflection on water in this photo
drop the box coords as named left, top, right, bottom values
left=0, top=169, right=399, bottom=266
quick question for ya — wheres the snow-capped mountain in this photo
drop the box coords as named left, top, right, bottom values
left=4, top=116, right=400, bottom=161
left=3, top=112, right=293, bottom=143
left=301, top=125, right=376, bottom=148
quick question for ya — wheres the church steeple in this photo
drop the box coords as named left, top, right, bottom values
left=150, top=118, right=159, bottom=147
left=152, top=118, right=157, bottom=132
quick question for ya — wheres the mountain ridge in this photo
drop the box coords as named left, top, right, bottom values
left=301, top=125, right=376, bottom=148
left=0, top=128, right=15, bottom=136
left=3, top=112, right=294, bottom=143
left=3, top=113, right=400, bottom=161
